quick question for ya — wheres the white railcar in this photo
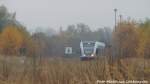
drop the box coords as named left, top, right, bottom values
left=80, top=41, right=105, bottom=60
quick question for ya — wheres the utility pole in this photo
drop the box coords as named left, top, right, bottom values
left=110, top=8, right=118, bottom=80
left=112, top=8, right=118, bottom=62
left=114, top=9, right=117, bottom=32
left=119, top=14, right=122, bottom=23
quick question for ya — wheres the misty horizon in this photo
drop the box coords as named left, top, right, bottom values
left=0, top=0, right=150, bottom=32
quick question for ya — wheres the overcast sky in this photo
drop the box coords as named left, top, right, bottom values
left=0, top=0, right=150, bottom=31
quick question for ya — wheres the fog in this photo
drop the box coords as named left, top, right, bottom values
left=0, top=0, right=150, bottom=31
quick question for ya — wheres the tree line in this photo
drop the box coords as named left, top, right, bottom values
left=0, top=5, right=149, bottom=58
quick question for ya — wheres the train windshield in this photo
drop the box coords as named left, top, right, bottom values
left=83, top=42, right=95, bottom=55
left=83, top=47, right=94, bottom=55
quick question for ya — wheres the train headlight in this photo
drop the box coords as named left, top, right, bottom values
left=91, top=54, right=94, bottom=57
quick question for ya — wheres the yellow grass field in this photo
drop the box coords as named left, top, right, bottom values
left=0, top=56, right=149, bottom=84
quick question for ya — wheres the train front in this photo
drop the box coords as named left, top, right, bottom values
left=80, top=41, right=96, bottom=61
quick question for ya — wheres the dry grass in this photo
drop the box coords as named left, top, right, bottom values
left=0, top=56, right=149, bottom=84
